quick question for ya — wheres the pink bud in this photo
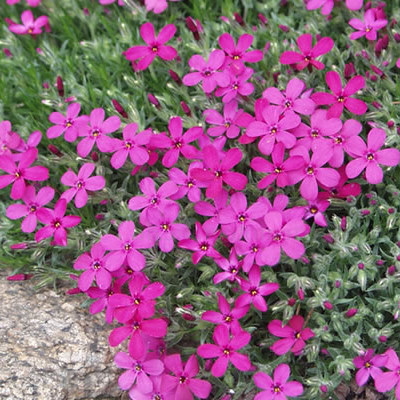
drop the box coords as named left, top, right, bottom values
left=48, top=144, right=63, bottom=157
left=297, top=289, right=305, bottom=300
left=148, top=93, right=161, bottom=109
left=358, top=263, right=365, bottom=270
left=234, top=13, right=245, bottom=26
left=56, top=76, right=64, bottom=97
left=335, top=280, right=341, bottom=288
left=10, top=243, right=28, bottom=250
left=320, top=385, right=328, bottom=393
left=168, top=69, right=182, bottom=85
left=394, top=33, right=400, bottom=42
left=323, top=301, right=333, bottom=310
left=323, top=234, right=335, bottom=244
left=111, top=99, right=128, bottom=118
left=180, top=101, right=191, bottom=116
left=376, top=259, right=384, bottom=266
left=345, top=308, right=358, bottom=318
left=361, top=209, right=370, bottom=216
left=83, top=8, right=90, bottom=15
left=340, top=216, right=347, bottom=231
left=7, top=273, right=33, bottom=281
left=387, top=120, right=395, bottom=129
left=388, top=265, right=396, bottom=275
left=278, top=24, right=289, bottom=32
left=287, top=298, right=296, bottom=306
left=257, top=13, right=268, bottom=24
left=95, top=214, right=105, bottom=220
left=91, top=151, right=99, bottom=162
left=379, top=335, right=388, bottom=342
left=182, top=313, right=195, bottom=321
left=3, top=48, right=12, bottom=57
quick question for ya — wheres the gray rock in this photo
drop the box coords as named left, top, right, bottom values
left=0, top=270, right=122, bottom=400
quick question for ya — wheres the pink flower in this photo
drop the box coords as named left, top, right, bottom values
left=100, top=221, right=154, bottom=271
left=35, top=199, right=81, bottom=246
left=77, top=108, right=120, bottom=157
left=7, top=0, right=42, bottom=6
left=197, top=324, right=252, bottom=377
left=151, top=117, right=203, bottom=168
left=306, top=0, right=335, bottom=15
left=263, top=78, right=316, bottom=115
left=162, top=354, right=212, bottom=400
left=218, top=191, right=265, bottom=243
left=304, top=199, right=330, bottom=227
left=0, top=148, right=49, bottom=200
left=190, top=145, right=247, bottom=198
left=142, top=204, right=191, bottom=252
left=247, top=106, right=300, bottom=155
left=74, top=242, right=116, bottom=291
left=109, top=315, right=168, bottom=359
left=6, top=185, right=54, bottom=233
left=218, top=33, right=263, bottom=67
left=110, top=124, right=152, bottom=169
left=8, top=10, right=48, bottom=35
left=128, top=177, right=178, bottom=226
left=353, top=349, right=387, bottom=386
left=349, top=9, right=388, bottom=41
left=203, top=100, right=252, bottom=139
left=109, top=273, right=165, bottom=322
left=178, top=222, right=221, bottom=264
left=123, top=22, right=177, bottom=71
left=251, top=142, right=305, bottom=189
left=345, top=128, right=400, bottom=184
left=253, top=364, right=304, bottom=400
left=268, top=315, right=315, bottom=356
left=236, top=265, right=280, bottom=312
left=47, top=103, right=89, bottom=142
left=183, top=50, right=230, bottom=94
left=280, top=33, right=334, bottom=70
left=0, top=120, right=22, bottom=156
left=375, top=349, right=400, bottom=397
left=311, top=71, right=367, bottom=118
left=213, top=250, right=243, bottom=284
left=290, top=144, right=340, bottom=200
left=201, top=293, right=249, bottom=334
left=60, top=163, right=105, bottom=208
left=262, top=210, right=309, bottom=266
left=114, top=351, right=164, bottom=394
left=128, top=375, right=173, bottom=400
left=215, top=67, right=255, bottom=103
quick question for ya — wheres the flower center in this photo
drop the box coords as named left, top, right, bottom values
left=92, top=129, right=100, bottom=137
left=367, top=153, right=374, bottom=161
left=93, top=261, right=101, bottom=270
left=223, top=348, right=231, bottom=355
left=15, top=170, right=22, bottom=179
left=284, top=100, right=292, bottom=108
left=29, top=205, right=37, bottom=213
left=162, top=224, right=170, bottom=231
left=152, top=46, right=158, bottom=53
left=153, top=395, right=162, bottom=400
left=224, top=315, right=232, bottom=323
left=310, top=206, right=318, bottom=214
left=124, top=243, right=132, bottom=251
left=179, top=376, right=187, bottom=384
left=151, top=196, right=159, bottom=204
left=200, top=243, right=209, bottom=251
left=270, top=127, right=278, bottom=134
left=238, top=214, right=246, bottom=222
left=224, top=122, right=231, bottom=128
left=274, top=386, right=281, bottom=393
left=273, top=233, right=282, bottom=241
left=28, top=28, right=33, bottom=34
left=274, top=167, right=282, bottom=174
left=134, top=298, right=141, bottom=305
left=187, top=180, right=194, bottom=188
left=54, top=220, right=61, bottom=228
left=65, top=120, right=73, bottom=128
left=233, top=55, right=240, bottom=60
left=126, top=267, right=133, bottom=275
left=230, top=267, right=238, bottom=274
left=311, top=129, right=319, bottom=138
left=304, top=55, right=311, bottom=62
left=365, top=27, right=372, bottom=33
left=125, top=142, right=132, bottom=149
left=295, top=332, right=301, bottom=339
left=135, top=364, right=142, bottom=371
left=250, top=288, right=258, bottom=296
left=252, top=246, right=258, bottom=253
left=334, top=137, right=343, bottom=144
left=76, top=181, right=84, bottom=189
left=233, top=84, right=239, bottom=90
left=174, top=140, right=182, bottom=149
left=306, top=167, right=314, bottom=175
left=365, top=362, right=371, bottom=368
left=337, top=96, right=345, bottom=103
left=133, top=322, right=140, bottom=330
left=204, top=70, right=212, bottom=77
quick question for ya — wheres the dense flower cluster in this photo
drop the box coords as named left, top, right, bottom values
left=2, top=0, right=400, bottom=399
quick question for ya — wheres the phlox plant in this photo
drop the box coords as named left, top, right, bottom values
left=2, top=0, right=400, bottom=400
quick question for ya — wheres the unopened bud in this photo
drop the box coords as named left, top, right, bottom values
left=379, top=335, right=388, bottom=342
left=10, top=243, right=28, bottom=250
left=56, top=76, right=64, bottom=97
left=7, top=273, right=33, bottom=281
left=388, top=265, right=396, bottom=275
left=278, top=24, right=289, bottom=32
left=185, top=17, right=200, bottom=40
left=91, top=151, right=99, bottom=162
left=111, top=99, right=128, bottom=118
left=323, top=234, right=334, bottom=244
left=344, top=62, right=356, bottom=79
left=180, top=101, right=191, bottom=116
left=345, top=308, right=358, bottom=318
left=3, top=48, right=12, bottom=57
left=297, top=289, right=305, bottom=300
left=233, top=13, right=245, bottom=26
left=148, top=93, right=161, bottom=109
left=168, top=69, right=182, bottom=85
left=320, top=385, right=328, bottom=393
left=340, top=216, right=347, bottom=231
left=257, top=13, right=268, bottom=24
left=323, top=301, right=333, bottom=310
left=287, top=298, right=296, bottom=306
left=48, top=144, right=63, bottom=157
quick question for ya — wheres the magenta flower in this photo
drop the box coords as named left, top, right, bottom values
left=345, top=128, right=400, bottom=184
left=151, top=117, right=203, bottom=168
left=236, top=265, right=280, bottom=312
left=123, top=22, right=177, bottom=71
left=262, top=78, right=316, bottom=115
left=73, top=242, right=116, bottom=291
left=375, top=349, right=400, bottom=397
left=215, top=67, right=255, bottom=103
left=144, top=0, right=169, bottom=14
left=101, top=221, right=154, bottom=271
left=190, top=145, right=247, bottom=198
left=280, top=33, right=334, bottom=71
left=253, top=364, right=304, bottom=400
left=183, top=49, right=230, bottom=94
left=218, top=191, right=265, bottom=243
left=262, top=210, right=309, bottom=266
left=197, top=324, right=252, bottom=377
left=204, top=100, right=253, bottom=139
left=178, top=222, right=221, bottom=264
left=0, top=148, right=49, bottom=200
left=8, top=10, right=48, bottom=36
left=213, top=250, right=242, bottom=285
left=251, top=142, right=305, bottom=189
left=109, top=124, right=152, bottom=169
left=114, top=351, right=164, bottom=394
left=168, top=163, right=205, bottom=203
left=162, top=354, right=212, bottom=400
left=6, top=185, right=54, bottom=233
left=311, top=71, right=367, bottom=118
left=109, top=314, right=168, bottom=359
left=349, top=9, right=388, bottom=41
left=202, top=293, right=249, bottom=334
left=142, top=204, right=191, bottom=252
left=218, top=33, right=263, bottom=67
left=35, top=199, right=81, bottom=246
left=128, top=177, right=178, bottom=226
left=77, top=108, right=120, bottom=157
left=290, top=144, right=340, bottom=200
left=0, top=120, right=22, bottom=156
left=353, top=349, right=387, bottom=386
left=304, top=199, right=330, bottom=227
left=235, top=225, right=269, bottom=272
left=128, top=375, right=172, bottom=400
left=47, top=103, right=89, bottom=142
left=7, top=0, right=42, bottom=6
left=109, top=273, right=165, bottom=322
left=268, top=315, right=315, bottom=356
left=60, top=163, right=105, bottom=208
left=247, top=106, right=300, bottom=155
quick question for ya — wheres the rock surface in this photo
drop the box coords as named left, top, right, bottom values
left=0, top=270, right=122, bottom=400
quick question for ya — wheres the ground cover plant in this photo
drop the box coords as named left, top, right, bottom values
left=1, top=0, right=400, bottom=399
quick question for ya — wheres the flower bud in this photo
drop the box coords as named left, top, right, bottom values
left=287, top=298, right=296, bottom=306
left=388, top=265, right=396, bottom=275
left=340, top=216, right=347, bottom=231
left=91, top=151, right=99, bottom=162
left=297, top=289, right=305, bottom=300
left=345, top=308, right=358, bottom=318
left=56, top=76, right=64, bottom=97
left=185, top=17, right=200, bottom=40
left=3, top=48, right=12, bottom=57
left=278, top=24, right=289, bottom=32
left=344, top=62, right=356, bottom=79
left=48, top=144, right=63, bottom=157
left=379, top=335, right=388, bottom=342
left=323, top=301, right=333, bottom=310
left=180, top=101, right=191, bottom=116
left=320, top=385, right=328, bottom=393
left=182, top=313, right=195, bottom=321
left=234, top=13, right=245, bottom=26
left=257, top=13, right=268, bottom=24
left=358, top=263, right=365, bottom=270
left=148, top=93, right=161, bottom=109
left=323, top=234, right=334, bottom=244
left=394, top=33, right=400, bottom=43
left=111, top=99, right=128, bottom=118
left=7, top=273, right=33, bottom=281
left=387, top=121, right=395, bottom=129
left=168, top=69, right=182, bottom=85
